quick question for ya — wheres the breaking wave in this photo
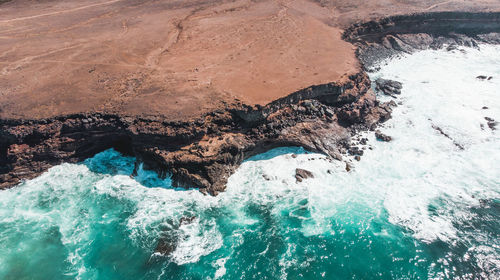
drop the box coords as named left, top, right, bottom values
left=0, top=44, right=499, bottom=279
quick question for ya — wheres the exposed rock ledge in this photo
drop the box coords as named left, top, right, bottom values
left=343, top=12, right=500, bottom=70
left=1, top=12, right=499, bottom=194
left=0, top=72, right=391, bottom=195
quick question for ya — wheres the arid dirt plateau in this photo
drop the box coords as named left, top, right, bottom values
left=1, top=0, right=499, bottom=194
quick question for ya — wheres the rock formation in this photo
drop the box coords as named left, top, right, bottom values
left=375, top=79, right=402, bottom=97
left=1, top=5, right=500, bottom=194
left=343, top=12, right=500, bottom=71
left=375, top=130, right=392, bottom=142
left=295, top=168, right=314, bottom=183
left=1, top=72, right=392, bottom=195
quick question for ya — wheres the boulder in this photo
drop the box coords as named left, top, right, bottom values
left=375, top=78, right=402, bottom=96
left=476, top=75, right=493, bottom=81
left=345, top=163, right=352, bottom=172
left=155, top=236, right=176, bottom=256
left=179, top=216, right=196, bottom=225
left=485, top=117, right=497, bottom=130
left=348, top=146, right=363, bottom=156
left=295, top=168, right=314, bottom=182
left=154, top=216, right=197, bottom=256
left=375, top=130, right=392, bottom=142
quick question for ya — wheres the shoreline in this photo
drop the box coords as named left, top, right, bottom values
left=0, top=71, right=390, bottom=194
left=1, top=11, right=499, bottom=194
left=343, top=12, right=500, bottom=71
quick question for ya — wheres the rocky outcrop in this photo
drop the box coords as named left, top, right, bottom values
left=375, top=130, right=392, bottom=142
left=375, top=79, right=402, bottom=97
left=343, top=12, right=500, bottom=70
left=431, top=123, right=464, bottom=150
left=3, top=12, right=499, bottom=195
left=295, top=168, right=314, bottom=182
left=485, top=117, right=497, bottom=130
left=476, top=75, right=493, bottom=81
left=154, top=216, right=197, bottom=256
left=0, top=72, right=392, bottom=195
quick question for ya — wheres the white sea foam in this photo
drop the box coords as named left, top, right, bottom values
left=220, top=44, right=500, bottom=272
left=368, top=45, right=500, bottom=243
left=213, top=256, right=229, bottom=279
left=0, top=163, right=101, bottom=279
left=170, top=219, right=223, bottom=265
left=1, top=44, right=498, bottom=277
left=91, top=169, right=222, bottom=265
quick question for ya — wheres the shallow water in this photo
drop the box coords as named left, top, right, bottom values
left=1, top=45, right=499, bottom=279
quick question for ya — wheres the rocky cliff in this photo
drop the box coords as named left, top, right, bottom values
left=343, top=12, right=500, bottom=70
left=0, top=72, right=392, bottom=194
left=2, top=12, right=499, bottom=194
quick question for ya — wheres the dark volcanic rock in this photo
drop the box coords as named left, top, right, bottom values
left=0, top=72, right=391, bottom=195
left=375, top=130, right=392, bottom=142
left=476, top=75, right=493, bottom=80
left=154, top=216, right=197, bottom=256
left=431, top=124, right=464, bottom=150
left=348, top=146, right=364, bottom=156
left=7, top=12, right=499, bottom=195
left=485, top=117, right=497, bottom=130
left=446, top=44, right=459, bottom=51
left=479, top=198, right=489, bottom=208
left=343, top=12, right=500, bottom=71
left=345, top=163, right=352, bottom=172
left=179, top=216, right=196, bottom=225
left=155, top=236, right=177, bottom=256
left=295, top=168, right=314, bottom=182
left=375, top=78, right=402, bottom=97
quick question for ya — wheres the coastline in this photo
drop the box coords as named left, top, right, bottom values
left=1, top=11, right=500, bottom=195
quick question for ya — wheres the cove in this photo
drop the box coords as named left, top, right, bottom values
left=0, top=45, right=499, bottom=280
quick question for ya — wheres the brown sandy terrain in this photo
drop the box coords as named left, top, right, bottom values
left=2, top=0, right=500, bottom=193
left=0, top=0, right=499, bottom=120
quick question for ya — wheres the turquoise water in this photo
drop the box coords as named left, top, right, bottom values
left=1, top=45, right=499, bottom=279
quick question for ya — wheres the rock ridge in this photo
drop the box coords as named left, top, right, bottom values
left=2, top=11, right=500, bottom=194
left=343, top=12, right=500, bottom=70
left=0, top=71, right=392, bottom=194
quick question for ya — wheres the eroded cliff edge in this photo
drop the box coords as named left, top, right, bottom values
left=1, top=12, right=499, bottom=194
left=343, top=12, right=500, bottom=70
left=1, top=72, right=392, bottom=194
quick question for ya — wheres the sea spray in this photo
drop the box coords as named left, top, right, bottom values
left=0, top=45, right=499, bottom=279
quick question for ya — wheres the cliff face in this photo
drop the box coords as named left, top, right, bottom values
left=343, top=12, right=500, bottom=70
left=2, top=12, right=500, bottom=194
left=0, top=72, right=392, bottom=194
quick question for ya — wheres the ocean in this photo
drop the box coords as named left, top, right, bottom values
left=0, top=45, right=499, bottom=279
